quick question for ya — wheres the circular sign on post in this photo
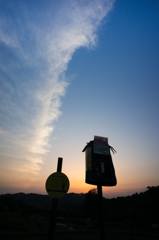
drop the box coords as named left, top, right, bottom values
left=45, top=172, right=69, bottom=198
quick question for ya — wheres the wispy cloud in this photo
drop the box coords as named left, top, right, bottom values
left=0, top=0, right=115, bottom=187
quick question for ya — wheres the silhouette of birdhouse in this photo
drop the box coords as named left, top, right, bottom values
left=82, top=136, right=117, bottom=186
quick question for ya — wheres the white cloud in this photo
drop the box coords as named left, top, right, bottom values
left=0, top=0, right=115, bottom=186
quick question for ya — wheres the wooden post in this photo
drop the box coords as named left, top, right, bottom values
left=97, top=184, right=106, bottom=240
left=47, top=158, right=63, bottom=240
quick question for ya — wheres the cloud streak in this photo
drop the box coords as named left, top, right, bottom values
left=0, top=0, right=115, bottom=187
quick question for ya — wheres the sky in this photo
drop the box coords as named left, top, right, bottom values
left=0, top=0, right=159, bottom=198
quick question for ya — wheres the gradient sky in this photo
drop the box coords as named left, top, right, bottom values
left=0, top=0, right=159, bottom=198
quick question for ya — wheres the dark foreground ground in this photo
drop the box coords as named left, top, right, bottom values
left=1, top=188, right=159, bottom=240
left=1, top=232, right=159, bottom=240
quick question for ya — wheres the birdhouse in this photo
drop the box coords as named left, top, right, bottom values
left=82, top=136, right=117, bottom=186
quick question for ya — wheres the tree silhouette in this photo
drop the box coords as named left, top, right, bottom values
left=82, top=188, right=98, bottom=218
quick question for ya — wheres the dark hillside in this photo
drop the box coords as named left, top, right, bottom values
left=3, top=192, right=85, bottom=208
left=4, top=193, right=52, bottom=207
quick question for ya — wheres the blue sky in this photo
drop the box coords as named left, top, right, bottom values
left=0, top=0, right=159, bottom=198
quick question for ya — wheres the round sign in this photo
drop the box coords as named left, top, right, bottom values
left=45, top=172, right=69, bottom=198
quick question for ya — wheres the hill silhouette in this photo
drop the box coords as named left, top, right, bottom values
left=3, top=192, right=85, bottom=208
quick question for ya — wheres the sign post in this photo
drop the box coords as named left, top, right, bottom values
left=82, top=136, right=117, bottom=240
left=97, top=184, right=105, bottom=240
left=46, top=158, right=69, bottom=240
